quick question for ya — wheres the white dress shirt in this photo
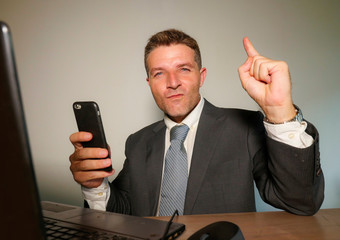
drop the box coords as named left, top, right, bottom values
left=82, top=98, right=314, bottom=211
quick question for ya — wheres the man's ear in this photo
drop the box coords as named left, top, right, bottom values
left=146, top=78, right=150, bottom=86
left=199, top=68, right=207, bottom=87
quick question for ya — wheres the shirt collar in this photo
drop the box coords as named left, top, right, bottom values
left=164, top=97, right=205, bottom=130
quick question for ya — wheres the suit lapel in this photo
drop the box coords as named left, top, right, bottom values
left=143, top=101, right=229, bottom=215
left=184, top=100, right=228, bottom=214
left=145, top=121, right=166, bottom=215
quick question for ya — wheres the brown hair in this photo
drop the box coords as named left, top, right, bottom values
left=144, top=29, right=202, bottom=76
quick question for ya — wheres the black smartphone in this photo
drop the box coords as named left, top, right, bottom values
left=73, top=101, right=112, bottom=172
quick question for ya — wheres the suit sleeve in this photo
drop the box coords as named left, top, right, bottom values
left=105, top=136, right=133, bottom=214
left=252, top=112, right=324, bottom=215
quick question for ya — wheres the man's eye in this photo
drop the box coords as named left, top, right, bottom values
left=181, top=68, right=190, bottom=72
left=154, top=72, right=162, bottom=77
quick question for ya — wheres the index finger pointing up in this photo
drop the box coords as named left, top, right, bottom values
left=243, top=37, right=260, bottom=57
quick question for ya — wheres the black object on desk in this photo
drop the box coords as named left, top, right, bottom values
left=188, top=221, right=244, bottom=240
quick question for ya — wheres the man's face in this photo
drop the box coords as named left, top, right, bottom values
left=146, top=44, right=206, bottom=123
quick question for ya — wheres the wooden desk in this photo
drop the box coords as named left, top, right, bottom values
left=152, top=208, right=340, bottom=240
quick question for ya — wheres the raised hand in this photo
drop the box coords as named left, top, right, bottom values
left=238, top=37, right=296, bottom=123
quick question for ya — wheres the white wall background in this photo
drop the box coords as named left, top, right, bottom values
left=1, top=0, right=339, bottom=212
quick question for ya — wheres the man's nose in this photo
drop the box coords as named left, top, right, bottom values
left=166, top=72, right=181, bottom=89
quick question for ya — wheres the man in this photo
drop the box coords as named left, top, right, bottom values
left=69, top=29, right=324, bottom=217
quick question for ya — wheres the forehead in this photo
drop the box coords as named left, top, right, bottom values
left=147, top=44, right=196, bottom=67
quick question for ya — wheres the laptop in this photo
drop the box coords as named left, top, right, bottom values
left=0, top=21, right=185, bottom=240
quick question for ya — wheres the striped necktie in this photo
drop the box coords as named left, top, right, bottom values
left=159, top=124, right=190, bottom=216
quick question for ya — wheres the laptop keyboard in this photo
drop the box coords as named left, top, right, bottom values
left=44, top=218, right=138, bottom=240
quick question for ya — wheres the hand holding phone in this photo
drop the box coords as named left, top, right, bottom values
left=73, top=101, right=112, bottom=172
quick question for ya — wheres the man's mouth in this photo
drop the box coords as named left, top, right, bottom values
left=167, top=93, right=183, bottom=99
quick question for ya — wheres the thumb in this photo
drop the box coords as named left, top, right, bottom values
left=238, top=56, right=253, bottom=89
left=238, top=56, right=253, bottom=76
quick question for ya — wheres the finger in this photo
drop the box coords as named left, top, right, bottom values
left=70, top=147, right=109, bottom=162
left=70, top=132, right=92, bottom=144
left=69, top=132, right=93, bottom=149
left=253, top=57, right=271, bottom=82
left=250, top=56, right=266, bottom=77
left=243, top=37, right=260, bottom=57
left=258, top=62, right=272, bottom=84
left=70, top=158, right=112, bottom=172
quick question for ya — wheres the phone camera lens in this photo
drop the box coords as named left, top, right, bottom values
left=74, top=104, right=81, bottom=110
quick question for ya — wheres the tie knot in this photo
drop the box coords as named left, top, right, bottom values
left=170, top=124, right=189, bottom=142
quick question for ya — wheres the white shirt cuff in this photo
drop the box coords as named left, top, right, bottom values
left=264, top=120, right=314, bottom=148
left=81, top=178, right=110, bottom=211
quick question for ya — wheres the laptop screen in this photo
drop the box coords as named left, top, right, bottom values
left=0, top=21, right=45, bottom=239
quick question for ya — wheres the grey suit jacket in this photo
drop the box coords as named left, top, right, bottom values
left=106, top=100, right=324, bottom=216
